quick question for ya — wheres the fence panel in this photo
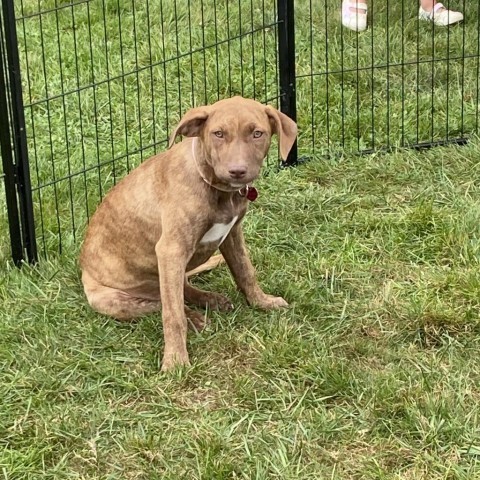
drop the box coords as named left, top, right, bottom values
left=14, top=0, right=280, bottom=256
left=295, top=0, right=478, bottom=157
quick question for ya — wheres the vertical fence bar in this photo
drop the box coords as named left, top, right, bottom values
left=277, top=0, right=297, bottom=165
left=1, top=0, right=37, bottom=264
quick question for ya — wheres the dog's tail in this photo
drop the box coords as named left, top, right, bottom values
left=186, top=254, right=224, bottom=277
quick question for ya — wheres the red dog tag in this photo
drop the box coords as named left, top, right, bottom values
left=246, top=186, right=258, bottom=201
left=239, top=186, right=258, bottom=201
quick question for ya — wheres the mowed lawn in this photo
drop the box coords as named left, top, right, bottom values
left=2, top=0, right=480, bottom=478
left=2, top=140, right=480, bottom=478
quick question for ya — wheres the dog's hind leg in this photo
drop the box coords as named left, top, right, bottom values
left=86, top=286, right=161, bottom=321
left=83, top=273, right=209, bottom=331
left=82, top=272, right=160, bottom=321
left=184, top=280, right=234, bottom=312
left=184, top=306, right=210, bottom=332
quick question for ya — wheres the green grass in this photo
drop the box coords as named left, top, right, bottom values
left=2, top=0, right=480, bottom=478
left=2, top=141, right=480, bottom=478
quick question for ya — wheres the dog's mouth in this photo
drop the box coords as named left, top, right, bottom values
left=216, top=172, right=259, bottom=189
left=212, top=165, right=261, bottom=190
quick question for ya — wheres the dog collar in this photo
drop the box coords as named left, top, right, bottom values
left=191, top=138, right=258, bottom=201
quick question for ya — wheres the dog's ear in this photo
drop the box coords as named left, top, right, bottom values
left=168, top=107, right=210, bottom=148
left=265, top=106, right=298, bottom=161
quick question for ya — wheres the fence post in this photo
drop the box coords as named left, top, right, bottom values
left=0, top=0, right=37, bottom=264
left=0, top=38, right=23, bottom=264
left=277, top=0, right=298, bottom=166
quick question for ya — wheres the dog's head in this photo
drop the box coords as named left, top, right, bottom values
left=168, top=96, right=297, bottom=187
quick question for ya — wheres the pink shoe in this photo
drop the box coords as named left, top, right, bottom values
left=418, top=2, right=463, bottom=26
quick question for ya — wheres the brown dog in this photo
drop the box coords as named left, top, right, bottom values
left=80, top=96, right=297, bottom=371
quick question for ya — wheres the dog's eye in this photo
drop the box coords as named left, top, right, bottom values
left=253, top=130, right=263, bottom=138
left=213, top=131, right=224, bottom=138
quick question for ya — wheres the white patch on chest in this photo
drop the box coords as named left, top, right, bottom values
left=200, top=216, right=238, bottom=245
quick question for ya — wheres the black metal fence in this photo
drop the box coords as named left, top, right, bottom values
left=296, top=0, right=477, bottom=155
left=1, top=0, right=478, bottom=264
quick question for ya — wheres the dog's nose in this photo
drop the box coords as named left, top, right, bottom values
left=228, top=166, right=247, bottom=179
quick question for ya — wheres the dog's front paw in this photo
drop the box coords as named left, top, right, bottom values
left=251, top=294, right=289, bottom=310
left=161, top=348, right=190, bottom=372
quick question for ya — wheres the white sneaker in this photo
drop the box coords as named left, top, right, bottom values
left=418, top=2, right=463, bottom=26
left=341, top=0, right=368, bottom=32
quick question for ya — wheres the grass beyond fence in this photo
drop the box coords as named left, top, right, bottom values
left=296, top=0, right=479, bottom=155
left=1, top=0, right=480, bottom=478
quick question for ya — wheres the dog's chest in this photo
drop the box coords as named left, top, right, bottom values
left=200, top=216, right=238, bottom=245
